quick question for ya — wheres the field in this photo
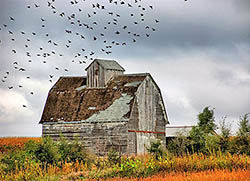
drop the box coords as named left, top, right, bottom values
left=0, top=137, right=249, bottom=180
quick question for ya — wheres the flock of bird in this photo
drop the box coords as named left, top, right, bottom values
left=0, top=0, right=186, bottom=108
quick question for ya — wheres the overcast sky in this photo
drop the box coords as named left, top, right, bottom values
left=0, top=0, right=249, bottom=137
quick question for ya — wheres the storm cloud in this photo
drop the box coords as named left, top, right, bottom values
left=0, top=0, right=249, bottom=136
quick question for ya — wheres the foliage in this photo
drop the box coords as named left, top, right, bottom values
left=58, top=136, right=89, bottom=164
left=188, top=106, right=218, bottom=153
left=0, top=136, right=250, bottom=180
left=107, top=148, right=121, bottom=166
left=197, top=106, right=217, bottom=134
left=217, top=117, right=231, bottom=153
left=146, top=139, right=164, bottom=160
left=166, top=107, right=249, bottom=156
left=166, top=135, right=191, bottom=156
left=35, top=136, right=61, bottom=165
left=233, top=113, right=250, bottom=155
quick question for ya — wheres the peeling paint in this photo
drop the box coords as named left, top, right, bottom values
left=83, top=93, right=133, bottom=122
left=88, top=107, right=96, bottom=110
left=75, top=85, right=86, bottom=91
left=124, top=81, right=142, bottom=87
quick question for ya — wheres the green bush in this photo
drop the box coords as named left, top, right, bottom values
left=58, top=136, right=89, bottom=164
left=107, top=148, right=121, bottom=166
left=233, top=114, right=250, bottom=155
left=166, top=135, right=191, bottom=156
left=35, top=136, right=60, bottom=165
left=146, top=139, right=164, bottom=160
left=0, top=149, right=36, bottom=173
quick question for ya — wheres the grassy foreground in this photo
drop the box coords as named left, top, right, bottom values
left=0, top=137, right=249, bottom=180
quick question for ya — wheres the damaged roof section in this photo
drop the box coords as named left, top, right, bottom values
left=40, top=74, right=148, bottom=124
left=52, top=76, right=86, bottom=91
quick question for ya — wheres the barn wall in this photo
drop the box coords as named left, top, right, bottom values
left=135, top=76, right=167, bottom=154
left=42, top=122, right=129, bottom=156
left=127, top=98, right=139, bottom=154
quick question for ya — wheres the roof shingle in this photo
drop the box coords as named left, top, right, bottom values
left=40, top=74, right=148, bottom=124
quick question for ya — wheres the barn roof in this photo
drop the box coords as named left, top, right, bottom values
left=40, top=73, right=149, bottom=124
left=85, top=59, right=125, bottom=71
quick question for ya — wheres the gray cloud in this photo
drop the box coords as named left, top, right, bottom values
left=0, top=0, right=249, bottom=136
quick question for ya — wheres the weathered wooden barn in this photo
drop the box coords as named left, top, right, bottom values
left=40, top=59, right=168, bottom=155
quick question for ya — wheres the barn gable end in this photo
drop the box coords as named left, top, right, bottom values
left=40, top=59, right=168, bottom=155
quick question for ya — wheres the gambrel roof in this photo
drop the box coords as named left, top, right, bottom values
left=40, top=73, right=150, bottom=124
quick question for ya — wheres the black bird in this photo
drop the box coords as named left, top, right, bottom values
left=10, top=17, right=15, bottom=21
left=22, top=105, right=27, bottom=108
left=12, top=49, right=16, bottom=53
left=30, top=92, right=34, bottom=95
left=8, top=86, right=13, bottom=89
left=19, top=68, right=26, bottom=71
left=155, top=19, right=159, bottom=23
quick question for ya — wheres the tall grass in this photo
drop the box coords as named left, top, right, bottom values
left=0, top=137, right=249, bottom=180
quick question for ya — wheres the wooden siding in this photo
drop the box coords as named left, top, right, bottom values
left=86, top=61, right=124, bottom=88
left=42, top=122, right=129, bottom=156
left=133, top=75, right=167, bottom=154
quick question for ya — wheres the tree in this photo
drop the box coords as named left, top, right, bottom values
left=234, top=113, right=250, bottom=155
left=189, top=106, right=217, bottom=153
left=217, top=116, right=231, bottom=153
left=197, top=106, right=217, bottom=134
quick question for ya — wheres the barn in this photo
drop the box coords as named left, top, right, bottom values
left=40, top=59, right=168, bottom=155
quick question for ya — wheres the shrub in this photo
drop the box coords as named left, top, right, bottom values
left=35, top=136, right=60, bottom=165
left=234, top=113, right=250, bottom=155
left=146, top=139, right=164, bottom=160
left=166, top=135, right=191, bottom=156
left=107, top=148, right=121, bottom=166
left=58, top=136, right=89, bottom=164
